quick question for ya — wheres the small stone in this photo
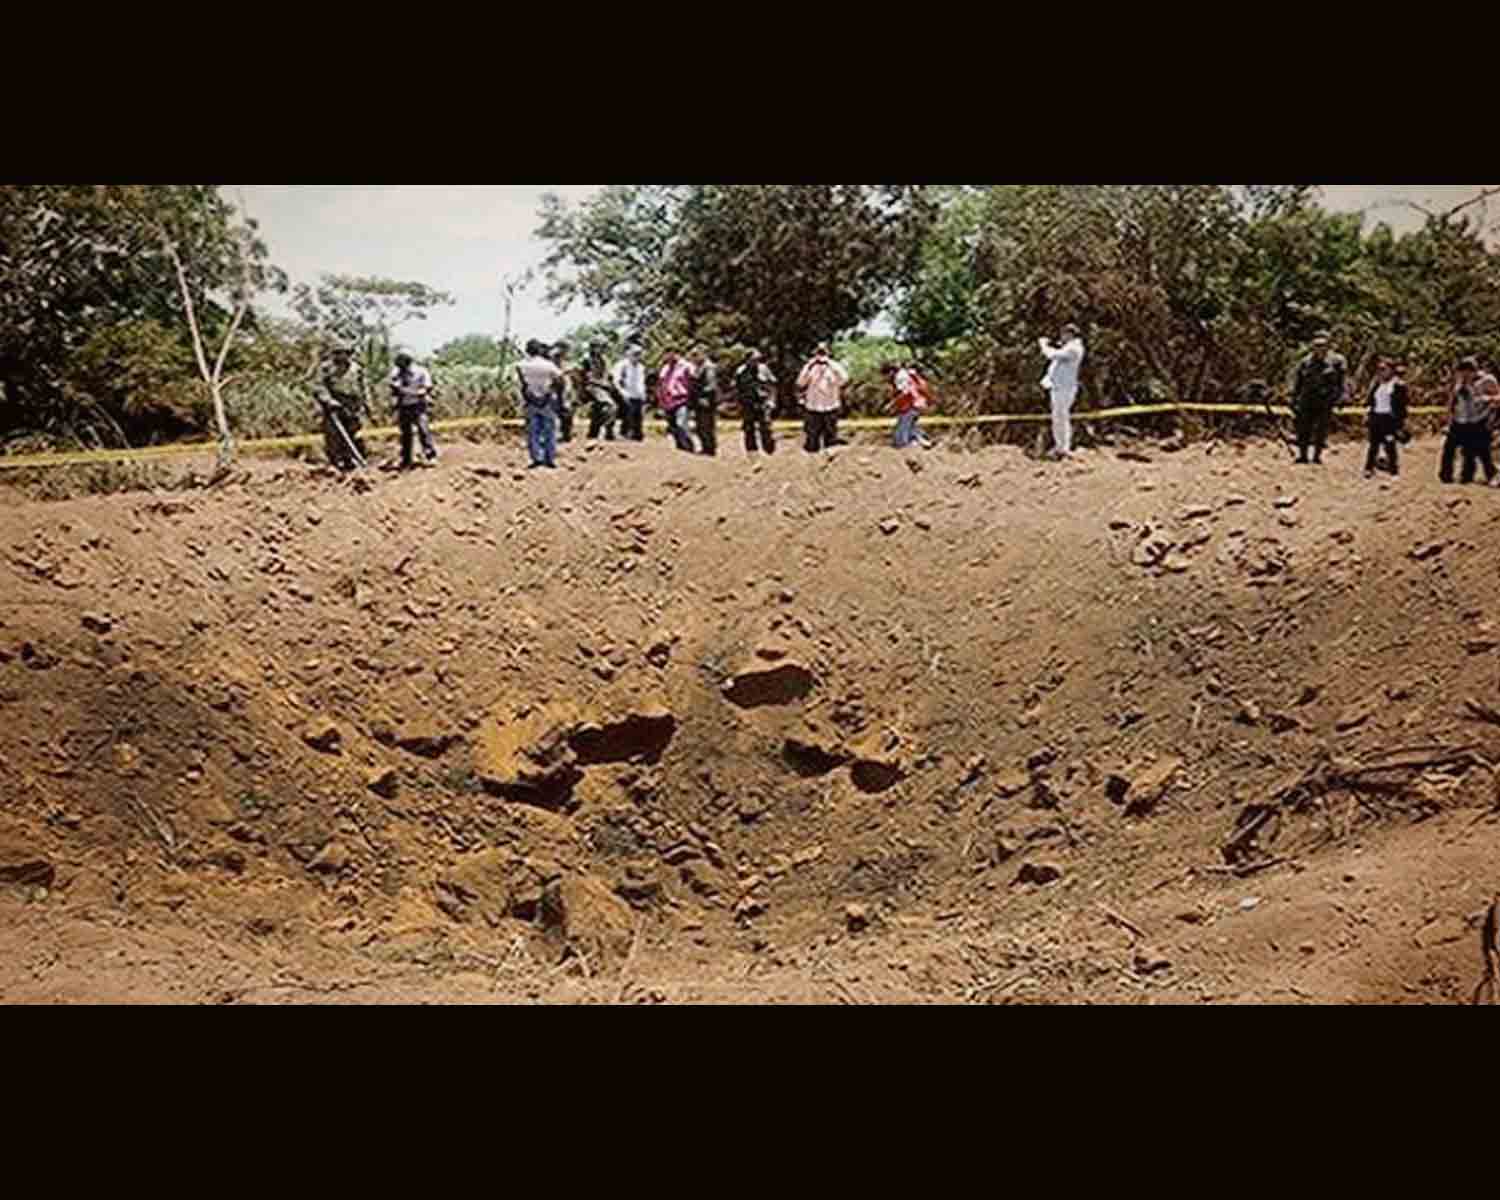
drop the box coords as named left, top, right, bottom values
left=1132, top=949, right=1171, bottom=975
left=1014, top=862, right=1062, bottom=886
left=1299, top=942, right=1316, bottom=955
left=301, top=720, right=343, bottom=754
left=1239, top=896, right=1261, bottom=911
left=879, top=517, right=901, bottom=536
left=736, top=795, right=767, bottom=823
left=80, top=612, right=112, bottom=634
left=845, top=902, right=870, bottom=932
left=1272, top=495, right=1298, bottom=509
left=365, top=766, right=399, bottom=798
left=992, top=765, right=1030, bottom=798
left=309, top=842, right=350, bottom=874
left=1410, top=541, right=1446, bottom=561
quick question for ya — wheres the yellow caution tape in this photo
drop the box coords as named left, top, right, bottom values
left=0, top=403, right=1458, bottom=471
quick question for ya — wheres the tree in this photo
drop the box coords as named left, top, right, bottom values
left=292, top=274, right=454, bottom=383
left=434, top=333, right=508, bottom=368
left=0, top=185, right=285, bottom=448
left=658, top=185, right=937, bottom=403
left=534, top=185, right=687, bottom=334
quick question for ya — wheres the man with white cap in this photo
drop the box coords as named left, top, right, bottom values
left=1039, top=322, right=1085, bottom=458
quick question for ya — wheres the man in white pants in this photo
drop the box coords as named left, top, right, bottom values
left=1039, top=323, right=1085, bottom=458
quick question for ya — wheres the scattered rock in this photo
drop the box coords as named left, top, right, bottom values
left=0, top=843, right=54, bottom=890
left=847, top=729, right=906, bottom=793
left=1236, top=699, right=1263, bottom=726
left=992, top=764, right=1030, bottom=798
left=723, top=660, right=817, bottom=708
left=1239, top=896, right=1262, bottom=911
left=1132, top=535, right=1172, bottom=568
left=879, top=517, right=901, bottom=535
left=1410, top=541, right=1446, bottom=561
left=1335, top=697, right=1379, bottom=732
left=365, top=766, right=399, bottom=798
left=1132, top=948, right=1171, bottom=976
left=538, top=874, right=636, bottom=966
left=614, top=863, right=663, bottom=908
left=80, top=612, right=112, bottom=634
left=309, top=842, right=351, bottom=874
left=1108, top=755, right=1183, bottom=817
left=1272, top=495, right=1298, bottom=509
left=845, top=902, right=870, bottom=933
left=301, top=719, right=344, bottom=754
left=783, top=726, right=850, bottom=776
left=1014, top=862, right=1062, bottom=886
left=395, top=725, right=460, bottom=758
left=736, top=795, right=768, bottom=823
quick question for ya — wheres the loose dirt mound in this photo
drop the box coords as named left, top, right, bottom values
left=2, top=433, right=1498, bottom=1004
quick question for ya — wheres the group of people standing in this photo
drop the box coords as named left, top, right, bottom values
left=506, top=339, right=933, bottom=469
left=1283, top=332, right=1500, bottom=485
left=315, top=322, right=1499, bottom=486
left=317, top=346, right=437, bottom=472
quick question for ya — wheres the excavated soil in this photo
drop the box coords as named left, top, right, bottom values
left=2, top=430, right=1498, bottom=1004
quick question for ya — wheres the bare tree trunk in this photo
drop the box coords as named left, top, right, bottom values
left=162, top=233, right=249, bottom=468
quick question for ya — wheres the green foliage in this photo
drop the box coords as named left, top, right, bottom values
left=433, top=333, right=508, bottom=368
left=0, top=185, right=285, bottom=444
left=535, top=186, right=685, bottom=333
left=292, top=273, right=454, bottom=385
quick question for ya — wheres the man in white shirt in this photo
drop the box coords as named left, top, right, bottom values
left=797, top=342, right=850, bottom=453
left=389, top=352, right=437, bottom=469
left=611, top=342, right=648, bottom=441
left=516, top=339, right=564, bottom=469
left=1364, top=355, right=1407, bottom=478
left=1039, top=323, right=1085, bottom=459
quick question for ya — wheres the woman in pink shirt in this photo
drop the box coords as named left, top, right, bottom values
left=656, top=349, right=697, bottom=452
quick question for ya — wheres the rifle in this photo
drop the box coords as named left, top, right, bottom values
left=324, top=404, right=367, bottom=470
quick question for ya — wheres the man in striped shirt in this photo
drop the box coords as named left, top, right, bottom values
left=1439, top=356, right=1499, bottom=485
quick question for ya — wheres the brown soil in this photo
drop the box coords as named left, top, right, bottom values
left=2, top=431, right=1498, bottom=1004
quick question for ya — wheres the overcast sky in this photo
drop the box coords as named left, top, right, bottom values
left=233, top=185, right=1499, bottom=355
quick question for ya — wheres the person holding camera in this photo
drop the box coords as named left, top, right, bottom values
left=1440, top=356, right=1500, bottom=485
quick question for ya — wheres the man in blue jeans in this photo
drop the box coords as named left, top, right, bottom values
left=516, top=339, right=564, bottom=469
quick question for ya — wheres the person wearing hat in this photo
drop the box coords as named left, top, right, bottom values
left=796, top=342, right=850, bottom=453
left=388, top=351, right=437, bottom=469
left=1363, top=355, right=1409, bottom=477
left=1039, top=323, right=1085, bottom=459
left=1290, top=332, right=1346, bottom=465
left=516, top=338, right=564, bottom=468
left=582, top=340, right=618, bottom=440
left=319, top=343, right=369, bottom=471
left=611, top=341, right=647, bottom=441
left=1440, top=356, right=1500, bottom=485
left=734, top=347, right=778, bottom=454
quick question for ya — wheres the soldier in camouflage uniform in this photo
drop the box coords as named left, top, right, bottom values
left=581, top=340, right=618, bottom=440
left=1291, top=331, right=1347, bottom=465
left=550, top=343, right=576, bottom=443
left=319, top=344, right=369, bottom=471
left=734, top=347, right=777, bottom=454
